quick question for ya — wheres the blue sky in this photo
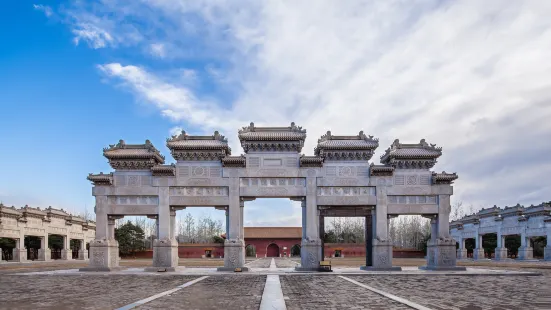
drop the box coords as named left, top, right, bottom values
left=2, top=1, right=551, bottom=226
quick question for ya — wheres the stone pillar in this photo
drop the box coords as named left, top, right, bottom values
left=518, top=231, right=533, bottom=260
left=38, top=235, right=50, bottom=261
left=80, top=195, right=120, bottom=272
left=494, top=231, right=508, bottom=260
left=78, top=240, right=88, bottom=260
left=474, top=234, right=485, bottom=260
left=456, top=237, right=467, bottom=259
left=156, top=218, right=160, bottom=238
left=364, top=186, right=398, bottom=270
left=150, top=186, right=178, bottom=271
left=170, top=209, right=176, bottom=240
left=319, top=216, right=325, bottom=259
left=301, top=200, right=306, bottom=240
left=240, top=200, right=245, bottom=260
left=298, top=176, right=322, bottom=271
left=221, top=177, right=246, bottom=271
left=61, top=235, right=72, bottom=260
left=225, top=208, right=229, bottom=239
left=12, top=238, right=26, bottom=262
left=423, top=194, right=464, bottom=270
left=544, top=220, right=551, bottom=261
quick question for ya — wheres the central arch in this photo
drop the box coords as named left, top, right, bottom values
left=266, top=243, right=280, bottom=257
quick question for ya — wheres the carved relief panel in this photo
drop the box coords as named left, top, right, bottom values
left=169, top=187, right=228, bottom=196
left=177, top=166, right=222, bottom=178
left=240, top=178, right=305, bottom=187
left=394, top=174, right=431, bottom=186
left=108, top=196, right=159, bottom=205
left=325, top=166, right=369, bottom=177
left=317, top=187, right=375, bottom=196
left=114, top=175, right=152, bottom=187
left=387, top=195, right=437, bottom=204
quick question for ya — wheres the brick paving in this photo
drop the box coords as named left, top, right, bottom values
left=136, top=275, right=266, bottom=310
left=350, top=271, right=551, bottom=310
left=0, top=275, right=199, bottom=310
left=280, top=275, right=410, bottom=310
left=275, top=257, right=300, bottom=268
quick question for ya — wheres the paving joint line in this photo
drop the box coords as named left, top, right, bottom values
left=339, top=275, right=433, bottom=310
left=115, top=276, right=209, bottom=310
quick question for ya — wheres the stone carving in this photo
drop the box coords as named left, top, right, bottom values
left=395, top=175, right=405, bottom=185
left=186, top=178, right=211, bottom=186
left=92, top=251, right=105, bottom=266
left=170, top=187, right=228, bottom=196
left=335, top=196, right=361, bottom=204
left=388, top=195, right=437, bottom=204
left=256, top=169, right=287, bottom=176
left=192, top=166, right=206, bottom=176
left=378, top=253, right=389, bottom=266
left=127, top=175, right=140, bottom=187
left=338, top=166, right=354, bottom=177
left=109, top=196, right=158, bottom=205
left=257, top=188, right=288, bottom=195
left=406, top=175, right=417, bottom=185
left=317, top=187, right=375, bottom=196
left=240, top=178, right=305, bottom=187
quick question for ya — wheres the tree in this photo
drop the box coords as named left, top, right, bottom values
left=115, top=221, right=146, bottom=256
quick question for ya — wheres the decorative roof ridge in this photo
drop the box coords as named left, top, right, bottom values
left=46, top=206, right=70, bottom=216
left=222, top=155, right=246, bottom=167
left=380, top=139, right=442, bottom=160
left=299, top=155, right=324, bottom=167
left=238, top=122, right=306, bottom=134
left=151, top=164, right=176, bottom=176
left=317, top=130, right=379, bottom=144
left=87, top=172, right=113, bottom=185
left=432, top=171, right=459, bottom=184
left=104, top=139, right=162, bottom=153
left=167, top=130, right=228, bottom=143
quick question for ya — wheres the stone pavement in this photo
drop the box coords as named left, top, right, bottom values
left=1, top=258, right=550, bottom=310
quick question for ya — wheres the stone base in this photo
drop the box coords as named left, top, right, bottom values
left=544, top=247, right=551, bottom=261
left=299, top=238, right=322, bottom=270
left=12, top=249, right=27, bottom=262
left=61, top=249, right=72, bottom=260
left=78, top=250, right=88, bottom=260
left=518, top=246, right=533, bottom=260
left=152, top=239, right=179, bottom=269
left=372, top=239, right=394, bottom=269
left=144, top=267, right=177, bottom=272
left=473, top=248, right=486, bottom=260
left=85, top=239, right=119, bottom=270
left=360, top=266, right=402, bottom=271
left=456, top=249, right=468, bottom=260
left=79, top=266, right=124, bottom=272
left=216, top=267, right=250, bottom=272
left=38, top=249, right=50, bottom=261
left=426, top=238, right=459, bottom=269
left=494, top=247, right=508, bottom=260
left=223, top=239, right=246, bottom=268
left=419, top=265, right=467, bottom=271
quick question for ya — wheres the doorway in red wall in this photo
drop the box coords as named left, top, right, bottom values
left=267, top=243, right=280, bottom=257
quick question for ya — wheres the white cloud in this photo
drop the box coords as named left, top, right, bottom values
left=33, top=4, right=53, bottom=17
left=57, top=1, right=551, bottom=220
left=72, top=23, right=114, bottom=48
left=149, top=43, right=166, bottom=58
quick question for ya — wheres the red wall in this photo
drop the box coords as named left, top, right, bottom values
left=130, top=242, right=424, bottom=259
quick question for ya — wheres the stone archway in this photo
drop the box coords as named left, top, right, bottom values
left=290, top=244, right=301, bottom=257
left=266, top=243, right=279, bottom=257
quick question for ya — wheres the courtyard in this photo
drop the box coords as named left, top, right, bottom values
left=1, top=257, right=550, bottom=310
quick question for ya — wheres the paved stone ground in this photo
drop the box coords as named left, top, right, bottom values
left=280, top=275, right=410, bottom=310
left=1, top=258, right=550, bottom=309
left=136, top=275, right=266, bottom=310
left=0, top=275, right=198, bottom=310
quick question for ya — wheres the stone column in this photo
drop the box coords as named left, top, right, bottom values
left=80, top=195, right=120, bottom=272
left=298, top=176, right=322, bottom=271
left=225, top=208, right=229, bottom=240
left=12, top=238, right=26, bottom=262
left=518, top=230, right=533, bottom=260
left=170, top=208, right=176, bottom=240
left=474, top=234, right=485, bottom=259
left=456, top=237, right=467, bottom=259
left=61, top=235, right=72, bottom=260
left=494, top=229, right=508, bottom=260
left=78, top=239, right=88, bottom=260
left=221, top=177, right=246, bottom=270
left=544, top=219, right=551, bottom=261
left=150, top=186, right=178, bottom=271
left=301, top=200, right=306, bottom=240
left=368, top=186, right=396, bottom=270
left=424, top=194, right=464, bottom=270
left=38, top=235, right=50, bottom=261
left=240, top=200, right=245, bottom=260
left=319, top=216, right=325, bottom=259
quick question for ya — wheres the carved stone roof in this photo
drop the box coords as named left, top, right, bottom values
left=103, top=140, right=165, bottom=169
left=299, top=156, right=324, bottom=167
left=222, top=156, right=246, bottom=167
left=151, top=164, right=176, bottom=176
left=369, top=164, right=395, bottom=176
left=432, top=172, right=458, bottom=184
left=477, top=205, right=500, bottom=218
left=500, top=204, right=524, bottom=218
left=238, top=122, right=306, bottom=153
left=87, top=172, right=113, bottom=186
left=46, top=206, right=70, bottom=219
left=0, top=204, right=22, bottom=217
left=21, top=205, right=47, bottom=218
left=380, top=139, right=442, bottom=169
left=523, top=203, right=551, bottom=218
left=166, top=131, right=231, bottom=160
left=315, top=131, right=379, bottom=161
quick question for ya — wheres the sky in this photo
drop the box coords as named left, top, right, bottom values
left=1, top=1, right=551, bottom=227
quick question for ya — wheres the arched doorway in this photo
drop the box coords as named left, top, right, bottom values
left=290, top=244, right=301, bottom=257
left=266, top=243, right=279, bottom=257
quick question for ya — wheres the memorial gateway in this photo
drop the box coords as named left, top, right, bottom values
left=83, top=122, right=462, bottom=271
